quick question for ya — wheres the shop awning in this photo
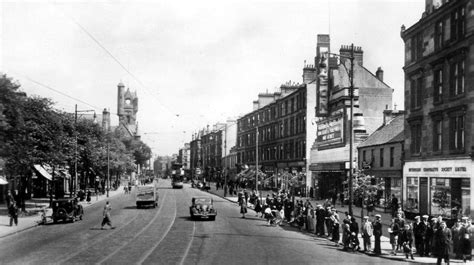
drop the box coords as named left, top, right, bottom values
left=309, top=162, right=345, bottom=172
left=33, top=164, right=53, bottom=181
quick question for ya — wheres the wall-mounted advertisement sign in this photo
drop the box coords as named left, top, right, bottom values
left=316, top=47, right=329, bottom=117
left=316, top=110, right=344, bottom=149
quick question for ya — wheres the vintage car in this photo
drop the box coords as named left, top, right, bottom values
left=189, top=197, right=216, bottom=221
left=52, top=198, right=84, bottom=223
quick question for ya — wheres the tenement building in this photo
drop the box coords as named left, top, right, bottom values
left=401, top=0, right=474, bottom=219
left=309, top=34, right=393, bottom=200
left=236, top=76, right=317, bottom=193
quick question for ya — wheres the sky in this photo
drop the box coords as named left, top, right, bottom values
left=0, top=0, right=425, bottom=156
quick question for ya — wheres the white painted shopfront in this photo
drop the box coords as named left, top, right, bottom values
left=403, top=159, right=473, bottom=219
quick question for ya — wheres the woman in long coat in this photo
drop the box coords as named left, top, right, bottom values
left=434, top=221, right=452, bottom=265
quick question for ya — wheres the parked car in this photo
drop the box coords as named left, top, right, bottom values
left=52, top=198, right=84, bottom=223
left=189, top=197, right=216, bottom=221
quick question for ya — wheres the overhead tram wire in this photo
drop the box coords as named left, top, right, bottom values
left=25, top=76, right=101, bottom=111
left=55, top=6, right=179, bottom=119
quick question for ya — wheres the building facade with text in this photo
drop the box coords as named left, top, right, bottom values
left=401, top=0, right=474, bottom=219
left=309, top=34, right=393, bottom=200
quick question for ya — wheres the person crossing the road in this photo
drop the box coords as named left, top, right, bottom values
left=101, top=201, right=115, bottom=229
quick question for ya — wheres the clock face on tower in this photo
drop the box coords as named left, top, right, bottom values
left=125, top=98, right=131, bottom=105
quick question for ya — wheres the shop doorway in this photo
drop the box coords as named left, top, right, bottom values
left=419, top=177, right=428, bottom=215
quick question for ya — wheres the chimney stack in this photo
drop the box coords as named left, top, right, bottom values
left=376, top=67, right=384, bottom=82
left=339, top=45, right=364, bottom=66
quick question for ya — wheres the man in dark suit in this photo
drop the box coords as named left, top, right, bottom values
left=413, top=215, right=426, bottom=257
left=373, top=214, right=383, bottom=255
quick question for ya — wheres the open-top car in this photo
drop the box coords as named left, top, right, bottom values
left=190, top=197, right=216, bottom=221
left=52, top=198, right=84, bottom=223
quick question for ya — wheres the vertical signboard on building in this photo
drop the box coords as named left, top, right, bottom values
left=316, top=34, right=330, bottom=117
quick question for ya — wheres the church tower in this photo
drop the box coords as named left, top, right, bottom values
left=116, top=82, right=139, bottom=138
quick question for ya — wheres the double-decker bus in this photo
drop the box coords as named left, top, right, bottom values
left=171, top=163, right=184, bottom=189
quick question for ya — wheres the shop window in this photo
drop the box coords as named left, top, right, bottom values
left=406, top=177, right=419, bottom=213
left=431, top=178, right=451, bottom=218
left=461, top=178, right=471, bottom=217
left=391, top=178, right=402, bottom=207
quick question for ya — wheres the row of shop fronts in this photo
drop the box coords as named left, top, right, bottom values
left=305, top=158, right=473, bottom=221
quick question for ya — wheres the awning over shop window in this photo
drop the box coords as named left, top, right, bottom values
left=33, top=164, right=53, bottom=181
left=309, top=162, right=345, bottom=172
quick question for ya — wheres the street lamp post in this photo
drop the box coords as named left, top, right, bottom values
left=322, top=44, right=355, bottom=216
left=107, top=137, right=110, bottom=197
left=255, top=126, right=258, bottom=194
left=74, top=104, right=96, bottom=197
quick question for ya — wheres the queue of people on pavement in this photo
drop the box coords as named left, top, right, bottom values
left=235, top=188, right=473, bottom=264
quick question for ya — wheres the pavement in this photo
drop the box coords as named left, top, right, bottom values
left=205, top=182, right=472, bottom=264
left=0, top=187, right=125, bottom=238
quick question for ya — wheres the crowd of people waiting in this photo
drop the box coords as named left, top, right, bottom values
left=235, top=189, right=473, bottom=264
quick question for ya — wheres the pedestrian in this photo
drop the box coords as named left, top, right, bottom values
left=434, top=221, right=452, bottom=265
left=6, top=190, right=15, bottom=208
left=8, top=202, right=18, bottom=226
left=244, top=189, right=249, bottom=206
left=325, top=207, right=333, bottom=237
left=422, top=215, right=432, bottom=256
left=366, top=197, right=375, bottom=217
left=123, top=186, right=128, bottom=194
left=316, top=205, right=325, bottom=236
left=391, top=194, right=398, bottom=217
left=395, top=212, right=405, bottom=252
left=373, top=214, right=383, bottom=255
left=361, top=216, right=373, bottom=252
left=349, top=217, right=361, bottom=251
left=254, top=197, right=262, bottom=217
left=86, top=190, right=92, bottom=204
left=400, top=223, right=414, bottom=260
left=460, top=217, right=472, bottom=262
left=413, top=215, right=426, bottom=257
left=389, top=218, right=400, bottom=255
left=238, top=192, right=247, bottom=218
left=452, top=220, right=463, bottom=259
left=101, top=201, right=115, bottom=229
left=331, top=211, right=340, bottom=246
left=342, top=219, right=351, bottom=250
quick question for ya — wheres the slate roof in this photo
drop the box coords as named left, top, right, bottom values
left=358, top=114, right=404, bottom=148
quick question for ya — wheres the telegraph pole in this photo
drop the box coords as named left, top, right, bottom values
left=255, top=126, right=258, bottom=193
left=348, top=44, right=355, bottom=216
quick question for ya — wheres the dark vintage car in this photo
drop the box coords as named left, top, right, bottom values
left=189, top=197, right=216, bottom=221
left=52, top=198, right=84, bottom=223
